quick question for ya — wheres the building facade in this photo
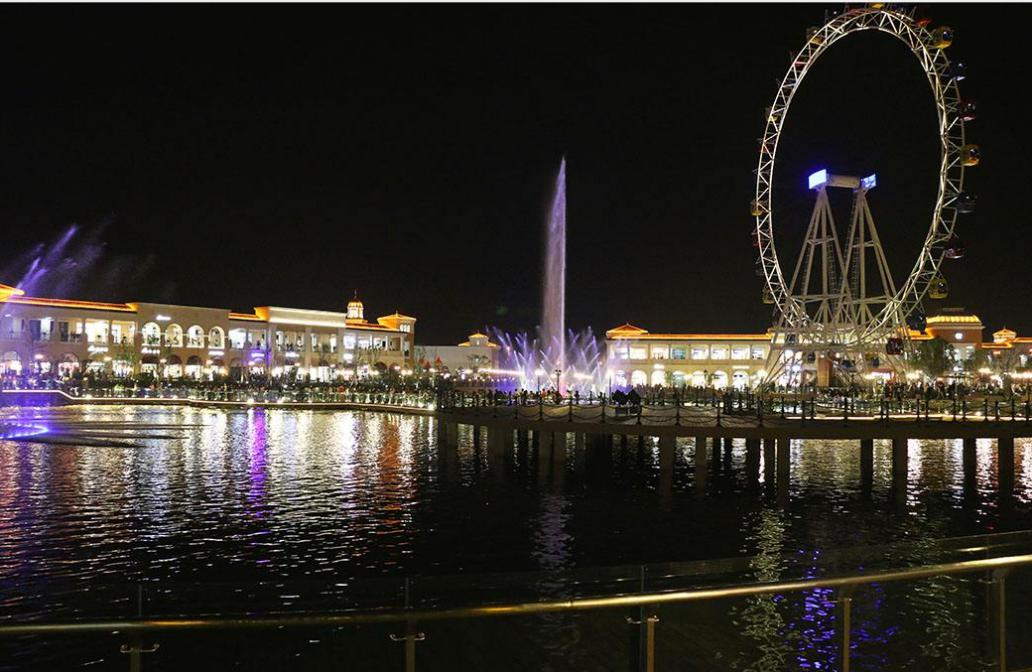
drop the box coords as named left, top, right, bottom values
left=418, top=333, right=501, bottom=375
left=602, top=309, right=1032, bottom=390
left=0, top=283, right=416, bottom=381
left=605, top=323, right=772, bottom=389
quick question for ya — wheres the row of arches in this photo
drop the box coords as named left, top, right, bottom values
left=611, top=369, right=756, bottom=389
left=141, top=323, right=226, bottom=348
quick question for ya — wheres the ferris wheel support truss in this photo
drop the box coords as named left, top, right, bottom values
left=753, top=6, right=972, bottom=387
left=763, top=175, right=907, bottom=387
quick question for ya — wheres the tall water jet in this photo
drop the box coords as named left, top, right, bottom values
left=541, top=157, right=566, bottom=388
left=488, top=158, right=605, bottom=393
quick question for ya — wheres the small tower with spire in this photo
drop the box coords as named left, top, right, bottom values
left=347, top=291, right=364, bottom=321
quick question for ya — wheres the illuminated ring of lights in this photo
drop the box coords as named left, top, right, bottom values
left=753, top=6, right=971, bottom=339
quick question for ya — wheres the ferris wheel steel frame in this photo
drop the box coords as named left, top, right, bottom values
left=754, top=7, right=970, bottom=348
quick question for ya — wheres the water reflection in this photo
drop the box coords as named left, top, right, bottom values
left=1, top=407, right=1032, bottom=670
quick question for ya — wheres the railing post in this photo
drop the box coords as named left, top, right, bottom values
left=391, top=577, right=425, bottom=672
left=120, top=583, right=157, bottom=672
left=987, top=568, right=1009, bottom=672
left=626, top=567, right=657, bottom=672
left=643, top=613, right=658, bottom=672
left=839, top=591, right=853, bottom=672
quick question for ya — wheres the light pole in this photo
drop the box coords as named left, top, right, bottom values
left=554, top=367, right=562, bottom=394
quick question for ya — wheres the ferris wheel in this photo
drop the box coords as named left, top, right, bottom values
left=752, top=5, right=978, bottom=357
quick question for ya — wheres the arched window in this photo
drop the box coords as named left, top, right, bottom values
left=672, top=371, right=687, bottom=388
left=631, top=370, right=648, bottom=387
left=165, top=324, right=183, bottom=347
left=185, top=355, right=204, bottom=379
left=712, top=371, right=728, bottom=389
left=186, top=325, right=205, bottom=348
left=732, top=371, right=749, bottom=390
left=141, top=322, right=161, bottom=346
left=209, top=327, right=225, bottom=349
left=612, top=370, right=627, bottom=387
left=651, top=370, right=666, bottom=387
left=164, top=354, right=183, bottom=378
left=691, top=371, right=706, bottom=387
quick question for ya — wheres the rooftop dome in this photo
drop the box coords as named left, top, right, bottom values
left=346, top=291, right=364, bottom=320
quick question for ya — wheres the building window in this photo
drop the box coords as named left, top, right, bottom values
left=629, top=346, right=647, bottom=360
left=344, top=334, right=356, bottom=350
left=651, top=370, right=666, bottom=386
left=142, top=323, right=161, bottom=346
left=752, top=346, right=766, bottom=360
left=691, top=346, right=708, bottom=360
left=671, top=347, right=686, bottom=360
left=186, top=325, right=205, bottom=348
left=631, top=370, right=648, bottom=386
left=400, top=324, right=411, bottom=333
left=611, top=347, right=628, bottom=360
left=954, top=332, right=963, bottom=341
left=710, top=345, right=729, bottom=360
left=165, top=324, right=183, bottom=347
left=228, top=329, right=247, bottom=349
left=651, top=345, right=669, bottom=360
left=731, top=346, right=750, bottom=360
left=85, top=319, right=109, bottom=345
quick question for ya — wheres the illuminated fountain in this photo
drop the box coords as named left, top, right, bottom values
left=541, top=157, right=567, bottom=385
left=0, top=221, right=152, bottom=301
left=488, top=159, right=606, bottom=393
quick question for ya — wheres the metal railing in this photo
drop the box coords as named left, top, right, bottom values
left=438, top=389, right=1032, bottom=428
left=3, top=532, right=1032, bottom=671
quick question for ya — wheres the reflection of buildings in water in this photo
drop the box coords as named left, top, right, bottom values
left=735, top=507, right=791, bottom=671
left=889, top=522, right=986, bottom=669
left=1019, top=439, right=1032, bottom=506
left=528, top=492, right=580, bottom=672
left=246, top=410, right=269, bottom=521
left=532, top=493, right=572, bottom=572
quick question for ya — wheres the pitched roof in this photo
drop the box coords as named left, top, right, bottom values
left=606, top=323, right=649, bottom=338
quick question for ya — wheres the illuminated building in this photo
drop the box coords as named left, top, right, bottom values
left=419, top=333, right=501, bottom=375
left=605, top=309, right=1032, bottom=389
left=0, top=283, right=416, bottom=380
left=605, top=323, right=771, bottom=389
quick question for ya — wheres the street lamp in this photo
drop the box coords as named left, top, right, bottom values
left=554, top=367, right=562, bottom=393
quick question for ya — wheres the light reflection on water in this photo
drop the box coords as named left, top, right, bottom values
left=1, top=406, right=1031, bottom=670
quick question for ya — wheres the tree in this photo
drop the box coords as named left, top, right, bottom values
left=912, top=337, right=955, bottom=378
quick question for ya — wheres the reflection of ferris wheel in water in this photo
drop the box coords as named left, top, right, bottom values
left=752, top=4, right=979, bottom=386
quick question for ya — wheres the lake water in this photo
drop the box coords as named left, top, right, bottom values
left=2, top=405, right=1032, bottom=670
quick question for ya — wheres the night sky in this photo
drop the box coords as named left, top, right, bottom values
left=0, top=4, right=1027, bottom=343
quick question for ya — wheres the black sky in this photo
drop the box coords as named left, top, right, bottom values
left=0, top=4, right=1026, bottom=343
